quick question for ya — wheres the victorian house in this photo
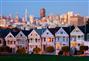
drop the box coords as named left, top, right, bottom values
left=15, top=31, right=28, bottom=53
left=41, top=28, right=57, bottom=53
left=28, top=29, right=42, bottom=54
left=55, top=27, right=70, bottom=55
left=70, top=26, right=85, bottom=50
left=5, top=32, right=17, bottom=53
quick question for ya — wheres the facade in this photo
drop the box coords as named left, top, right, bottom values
left=70, top=27, right=85, bottom=50
left=15, top=31, right=28, bottom=52
left=5, top=32, right=16, bottom=53
left=28, top=29, right=41, bottom=54
left=41, top=29, right=55, bottom=53
left=55, top=27, right=69, bottom=55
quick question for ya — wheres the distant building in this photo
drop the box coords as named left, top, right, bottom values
left=70, top=15, right=85, bottom=26
left=40, top=8, right=46, bottom=18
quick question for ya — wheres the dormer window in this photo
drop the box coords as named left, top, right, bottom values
left=9, top=35, right=12, bottom=37
left=47, top=32, right=49, bottom=34
left=76, top=30, right=79, bottom=32
left=36, top=34, right=37, bottom=36
left=20, top=34, right=22, bottom=36
left=60, top=31, right=63, bottom=34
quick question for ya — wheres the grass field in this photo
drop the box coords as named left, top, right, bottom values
left=0, top=54, right=89, bottom=61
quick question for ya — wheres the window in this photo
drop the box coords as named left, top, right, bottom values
left=9, top=35, right=12, bottom=37
left=60, top=31, right=63, bottom=34
left=10, top=41, right=13, bottom=44
left=78, top=36, right=80, bottom=38
left=30, top=38, right=33, bottom=40
left=56, top=43, right=60, bottom=49
left=44, top=38, right=46, bottom=42
left=0, top=40, right=1, bottom=44
left=7, top=40, right=11, bottom=44
left=63, top=36, right=65, bottom=41
left=20, top=34, right=22, bottom=36
left=35, top=38, right=37, bottom=42
left=14, top=41, right=16, bottom=44
left=48, top=38, right=51, bottom=42
left=36, top=34, right=37, bottom=36
left=47, top=32, right=49, bottom=34
left=76, top=30, right=79, bottom=32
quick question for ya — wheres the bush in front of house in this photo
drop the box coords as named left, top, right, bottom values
left=33, top=47, right=41, bottom=54
left=16, top=47, right=26, bottom=54
left=0, top=46, right=12, bottom=52
left=62, top=46, right=70, bottom=56
left=80, top=46, right=88, bottom=52
left=45, top=46, right=55, bottom=53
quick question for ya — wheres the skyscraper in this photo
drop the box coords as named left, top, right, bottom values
left=40, top=8, right=46, bottom=18
left=24, top=9, right=30, bottom=24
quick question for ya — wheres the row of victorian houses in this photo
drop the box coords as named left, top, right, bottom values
left=0, top=25, right=89, bottom=55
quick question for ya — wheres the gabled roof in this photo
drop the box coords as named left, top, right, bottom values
left=35, top=28, right=46, bottom=36
left=48, top=27, right=60, bottom=35
left=10, top=31, right=19, bottom=37
left=0, top=29, right=10, bottom=38
left=78, top=26, right=86, bottom=34
left=22, top=29, right=33, bottom=36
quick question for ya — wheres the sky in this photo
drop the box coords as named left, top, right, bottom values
left=0, top=0, right=89, bottom=17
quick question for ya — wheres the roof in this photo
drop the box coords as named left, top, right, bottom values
left=78, top=26, right=86, bottom=33
left=0, top=29, right=10, bottom=38
left=35, top=28, right=46, bottom=36
left=10, top=31, right=19, bottom=37
left=22, top=29, right=33, bottom=36
left=48, top=27, right=60, bottom=35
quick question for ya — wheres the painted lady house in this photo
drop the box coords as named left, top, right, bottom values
left=15, top=31, right=28, bottom=53
left=28, top=29, right=43, bottom=54
left=55, top=27, right=70, bottom=55
left=41, top=28, right=58, bottom=54
left=5, top=31, right=17, bottom=53
left=70, top=26, right=85, bottom=50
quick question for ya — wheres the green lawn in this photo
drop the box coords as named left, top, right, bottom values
left=0, top=54, right=89, bottom=61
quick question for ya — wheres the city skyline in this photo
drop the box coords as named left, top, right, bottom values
left=0, top=0, right=89, bottom=17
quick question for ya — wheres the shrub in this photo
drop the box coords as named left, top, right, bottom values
left=33, top=47, right=41, bottom=54
left=45, top=46, right=55, bottom=53
left=62, top=46, right=69, bottom=52
left=16, top=48, right=26, bottom=54
left=80, top=46, right=88, bottom=52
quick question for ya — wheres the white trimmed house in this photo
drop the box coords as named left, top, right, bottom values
left=28, top=29, right=41, bottom=54
left=70, top=27, right=85, bottom=49
left=15, top=31, right=28, bottom=52
left=55, top=27, right=69, bottom=55
left=5, top=32, right=16, bottom=53
left=41, top=29, right=55, bottom=53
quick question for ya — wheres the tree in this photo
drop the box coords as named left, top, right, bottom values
left=16, top=48, right=26, bottom=54
left=33, top=47, right=41, bottom=54
left=45, top=46, right=55, bottom=53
